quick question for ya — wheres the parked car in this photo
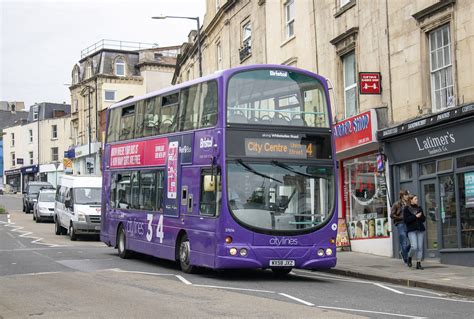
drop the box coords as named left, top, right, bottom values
left=33, top=189, right=56, bottom=222
left=23, top=181, right=54, bottom=214
left=54, top=175, right=102, bottom=241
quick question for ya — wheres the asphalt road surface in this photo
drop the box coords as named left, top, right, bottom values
left=1, top=194, right=473, bottom=318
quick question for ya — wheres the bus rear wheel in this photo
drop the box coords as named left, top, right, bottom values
left=117, top=225, right=132, bottom=259
left=179, top=235, right=196, bottom=274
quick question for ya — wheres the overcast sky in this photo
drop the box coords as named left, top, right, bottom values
left=0, top=0, right=206, bottom=110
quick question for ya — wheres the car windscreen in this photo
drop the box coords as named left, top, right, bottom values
left=73, top=188, right=101, bottom=205
left=39, top=192, right=55, bottom=202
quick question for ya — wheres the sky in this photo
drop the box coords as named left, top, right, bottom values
left=0, top=0, right=206, bottom=110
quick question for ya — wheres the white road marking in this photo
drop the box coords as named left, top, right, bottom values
left=193, top=284, right=275, bottom=294
left=108, top=269, right=174, bottom=277
left=374, top=283, right=405, bottom=294
left=317, top=306, right=426, bottom=318
left=176, top=275, right=192, bottom=285
left=1, top=217, right=65, bottom=247
left=278, top=293, right=314, bottom=306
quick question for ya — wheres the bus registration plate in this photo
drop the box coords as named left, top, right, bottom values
left=269, top=260, right=295, bottom=267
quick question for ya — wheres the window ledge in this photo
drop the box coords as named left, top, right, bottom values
left=280, top=35, right=296, bottom=48
left=51, top=138, right=58, bottom=141
left=334, top=0, right=356, bottom=18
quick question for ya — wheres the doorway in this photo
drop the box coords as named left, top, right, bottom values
left=420, top=179, right=439, bottom=257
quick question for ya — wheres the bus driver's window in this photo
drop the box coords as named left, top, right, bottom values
left=200, top=170, right=221, bottom=216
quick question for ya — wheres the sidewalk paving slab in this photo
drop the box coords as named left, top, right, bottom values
left=323, top=251, right=474, bottom=297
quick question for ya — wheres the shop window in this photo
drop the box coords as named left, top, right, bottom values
left=343, top=154, right=388, bottom=240
left=458, top=172, right=474, bottom=248
left=437, top=158, right=453, bottom=172
left=420, top=161, right=436, bottom=175
left=399, top=164, right=412, bottom=180
left=457, top=154, right=474, bottom=168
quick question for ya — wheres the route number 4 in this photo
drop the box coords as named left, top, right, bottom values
left=146, top=214, right=164, bottom=243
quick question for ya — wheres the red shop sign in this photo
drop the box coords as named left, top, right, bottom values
left=334, top=110, right=377, bottom=153
left=109, top=137, right=168, bottom=168
left=359, top=72, right=381, bottom=95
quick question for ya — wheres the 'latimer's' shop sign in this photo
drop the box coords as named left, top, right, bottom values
left=385, top=120, right=473, bottom=164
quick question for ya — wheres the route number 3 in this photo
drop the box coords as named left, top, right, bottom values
left=146, top=214, right=164, bottom=243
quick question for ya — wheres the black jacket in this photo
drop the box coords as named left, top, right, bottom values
left=403, top=205, right=426, bottom=232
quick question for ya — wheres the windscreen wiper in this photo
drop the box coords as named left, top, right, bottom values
left=271, top=160, right=313, bottom=178
left=236, top=159, right=282, bottom=183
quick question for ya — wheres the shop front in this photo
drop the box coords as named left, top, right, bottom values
left=21, top=165, right=39, bottom=192
left=335, top=108, right=391, bottom=256
left=380, top=103, right=474, bottom=266
left=4, top=168, right=21, bottom=193
left=39, top=163, right=64, bottom=188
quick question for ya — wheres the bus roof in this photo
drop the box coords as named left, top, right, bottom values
left=108, top=64, right=326, bottom=110
left=58, top=175, right=102, bottom=188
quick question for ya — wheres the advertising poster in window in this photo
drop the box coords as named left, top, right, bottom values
left=464, top=172, right=474, bottom=208
left=336, top=218, right=351, bottom=248
left=167, top=141, right=179, bottom=199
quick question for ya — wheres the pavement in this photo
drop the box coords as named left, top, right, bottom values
left=326, top=250, right=474, bottom=297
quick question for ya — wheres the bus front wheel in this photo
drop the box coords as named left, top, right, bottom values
left=117, top=225, right=132, bottom=259
left=179, top=235, right=196, bottom=274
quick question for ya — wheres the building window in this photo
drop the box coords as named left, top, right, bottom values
left=429, top=24, right=454, bottom=111
left=11, top=153, right=15, bottom=166
left=115, top=57, right=125, bottom=76
left=86, top=62, right=93, bottom=79
left=11, top=133, right=15, bottom=146
left=52, top=125, right=58, bottom=139
left=73, top=99, right=78, bottom=112
left=284, top=0, right=295, bottom=38
left=29, top=129, right=33, bottom=143
left=73, top=67, right=79, bottom=84
left=29, top=152, right=34, bottom=165
left=343, top=153, right=388, bottom=240
left=216, top=42, right=222, bottom=70
left=105, top=90, right=116, bottom=101
left=33, top=107, right=39, bottom=120
left=340, top=0, right=351, bottom=7
left=343, top=51, right=357, bottom=118
left=51, top=147, right=59, bottom=162
left=239, top=21, right=252, bottom=62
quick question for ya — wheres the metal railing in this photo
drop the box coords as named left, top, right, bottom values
left=81, top=39, right=159, bottom=58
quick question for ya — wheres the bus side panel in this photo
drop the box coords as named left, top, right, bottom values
left=101, top=171, right=112, bottom=245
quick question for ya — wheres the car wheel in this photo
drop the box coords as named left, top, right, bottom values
left=69, top=224, right=77, bottom=241
left=179, top=234, right=197, bottom=274
left=33, top=212, right=36, bottom=221
left=55, top=217, right=61, bottom=235
left=117, top=225, right=132, bottom=259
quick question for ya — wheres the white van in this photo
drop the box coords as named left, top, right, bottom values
left=54, top=175, right=102, bottom=240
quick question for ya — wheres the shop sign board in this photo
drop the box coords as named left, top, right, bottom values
left=465, top=172, right=474, bottom=208
left=384, top=120, right=474, bottom=164
left=334, top=109, right=378, bottom=153
left=359, top=72, right=381, bottom=94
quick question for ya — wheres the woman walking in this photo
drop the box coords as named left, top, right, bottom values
left=403, top=194, right=426, bottom=269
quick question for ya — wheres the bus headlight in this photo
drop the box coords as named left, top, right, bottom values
left=317, top=249, right=325, bottom=257
left=239, top=248, right=248, bottom=257
left=325, top=248, right=333, bottom=256
left=229, top=248, right=238, bottom=256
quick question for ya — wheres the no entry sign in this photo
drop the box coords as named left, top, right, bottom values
left=359, top=72, right=381, bottom=95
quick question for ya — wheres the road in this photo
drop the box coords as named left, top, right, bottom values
left=0, top=194, right=473, bottom=318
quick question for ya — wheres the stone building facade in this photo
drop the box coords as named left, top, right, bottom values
left=68, top=40, right=180, bottom=176
left=174, top=0, right=474, bottom=265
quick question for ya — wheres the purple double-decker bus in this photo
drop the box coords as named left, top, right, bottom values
left=101, top=65, right=337, bottom=274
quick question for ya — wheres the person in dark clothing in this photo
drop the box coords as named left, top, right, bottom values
left=403, top=194, right=426, bottom=269
left=390, top=189, right=410, bottom=263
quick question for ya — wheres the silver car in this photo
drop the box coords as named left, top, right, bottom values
left=33, top=189, right=56, bottom=223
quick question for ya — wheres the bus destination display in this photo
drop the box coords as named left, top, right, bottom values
left=245, top=138, right=311, bottom=159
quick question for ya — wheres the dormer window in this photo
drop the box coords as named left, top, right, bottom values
left=72, top=65, right=80, bottom=84
left=115, top=57, right=125, bottom=76
left=85, top=62, right=93, bottom=79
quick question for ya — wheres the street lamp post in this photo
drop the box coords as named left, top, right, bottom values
left=152, top=15, right=202, bottom=77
